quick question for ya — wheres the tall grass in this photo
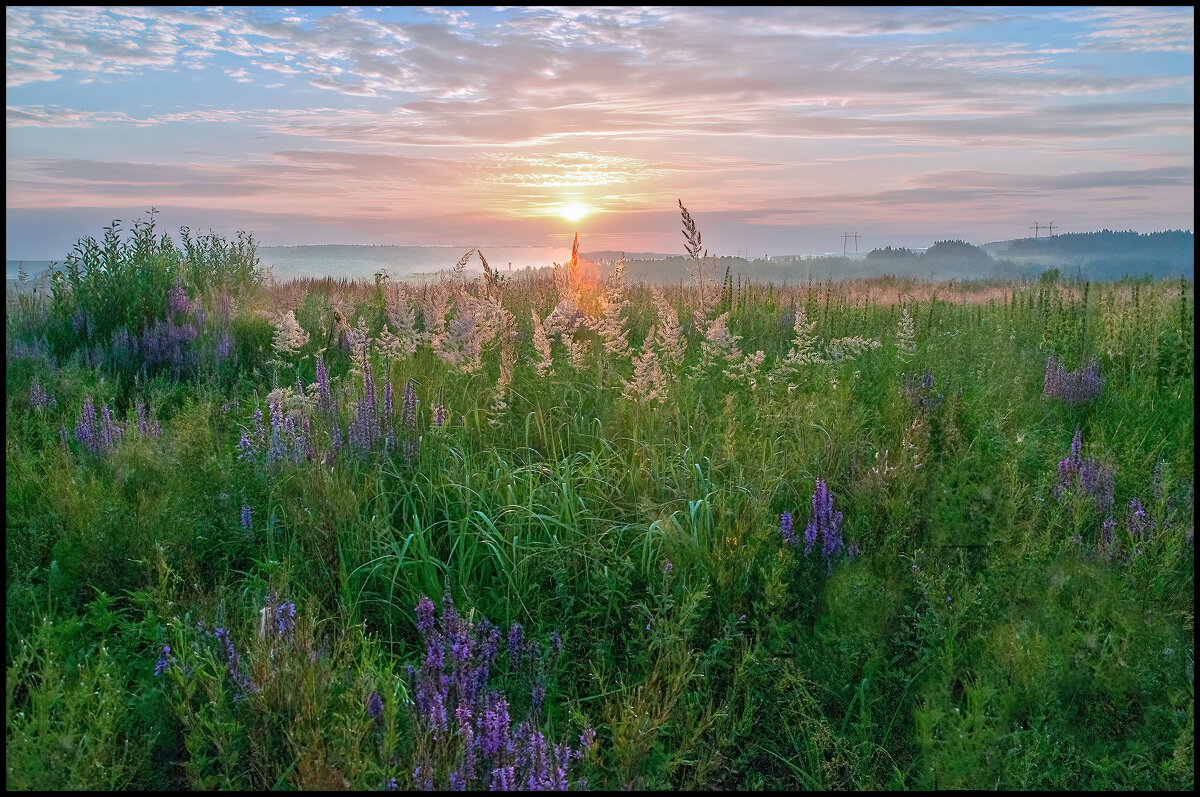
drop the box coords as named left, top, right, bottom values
left=5, top=208, right=1193, bottom=790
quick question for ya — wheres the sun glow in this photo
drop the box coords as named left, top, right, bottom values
left=559, top=202, right=591, bottom=222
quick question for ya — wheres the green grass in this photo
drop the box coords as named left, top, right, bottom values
left=4, top=218, right=1194, bottom=789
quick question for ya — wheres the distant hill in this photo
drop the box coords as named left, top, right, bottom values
left=609, top=231, right=1193, bottom=285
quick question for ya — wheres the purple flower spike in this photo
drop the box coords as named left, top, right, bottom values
left=416, top=595, right=436, bottom=634
left=366, top=689, right=384, bottom=720
left=780, top=511, right=796, bottom=546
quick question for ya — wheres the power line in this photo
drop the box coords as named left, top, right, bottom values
left=842, top=232, right=859, bottom=255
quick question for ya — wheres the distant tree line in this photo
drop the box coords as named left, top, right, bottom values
left=1003, top=229, right=1193, bottom=258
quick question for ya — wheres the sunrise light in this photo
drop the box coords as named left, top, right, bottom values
left=559, top=202, right=591, bottom=223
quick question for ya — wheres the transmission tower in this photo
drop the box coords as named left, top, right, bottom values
left=842, top=232, right=860, bottom=255
left=1029, top=222, right=1042, bottom=239
left=1046, top=222, right=1056, bottom=236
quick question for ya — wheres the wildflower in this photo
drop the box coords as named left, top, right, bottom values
left=507, top=623, right=524, bottom=665
left=480, top=691, right=512, bottom=757
left=1044, top=354, right=1104, bottom=405
left=403, top=380, right=417, bottom=429
left=580, top=727, right=596, bottom=750
left=780, top=511, right=797, bottom=546
left=241, top=504, right=252, bottom=530
left=153, top=645, right=172, bottom=676
left=416, top=595, right=436, bottom=634
left=796, top=479, right=846, bottom=573
left=489, top=765, right=516, bottom=792
left=314, top=355, right=331, bottom=408
left=532, top=683, right=546, bottom=711
left=29, top=379, right=53, bottom=409
left=1127, top=497, right=1151, bottom=538
left=366, top=689, right=384, bottom=720
left=1101, top=517, right=1116, bottom=547
left=275, top=602, right=296, bottom=637
left=434, top=400, right=446, bottom=428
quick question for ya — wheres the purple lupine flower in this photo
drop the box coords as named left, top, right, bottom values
left=549, top=631, right=563, bottom=657
left=434, top=400, right=446, bottom=428
left=1100, top=517, right=1116, bottom=549
left=804, top=478, right=845, bottom=572
left=1127, top=498, right=1150, bottom=537
left=238, top=430, right=254, bottom=461
left=423, top=631, right=444, bottom=671
left=580, top=727, right=596, bottom=750
left=1069, top=429, right=1083, bottom=468
left=99, top=404, right=123, bottom=452
left=531, top=683, right=546, bottom=711
left=135, top=402, right=161, bottom=437
left=455, top=699, right=474, bottom=730
left=455, top=723, right=479, bottom=788
left=314, top=355, right=330, bottom=405
left=241, top=504, right=252, bottom=529
left=168, top=280, right=190, bottom=317
left=1044, top=355, right=1104, bottom=405
left=424, top=683, right=448, bottom=735
left=489, top=765, right=516, bottom=791
left=75, top=396, right=99, bottom=453
left=1044, top=356, right=1060, bottom=398
left=403, top=379, right=417, bottom=429
left=275, top=602, right=296, bottom=637
left=213, top=626, right=258, bottom=694
left=413, top=763, right=434, bottom=791
left=153, top=645, right=172, bottom=676
left=416, top=595, right=436, bottom=634
left=29, top=379, right=52, bottom=409
left=1078, top=459, right=1114, bottom=514
left=507, top=623, right=524, bottom=665
left=215, top=333, right=233, bottom=362
left=366, top=689, right=384, bottom=720
left=478, top=618, right=501, bottom=664
left=780, top=511, right=797, bottom=546
left=386, top=777, right=398, bottom=791
left=480, top=691, right=512, bottom=757
left=450, top=626, right=473, bottom=668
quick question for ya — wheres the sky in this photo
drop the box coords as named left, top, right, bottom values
left=5, top=5, right=1195, bottom=260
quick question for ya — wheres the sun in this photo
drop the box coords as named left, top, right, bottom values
left=558, top=202, right=591, bottom=222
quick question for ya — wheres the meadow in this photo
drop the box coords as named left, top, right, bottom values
left=5, top=206, right=1194, bottom=790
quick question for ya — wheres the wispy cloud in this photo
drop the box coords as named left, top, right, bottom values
left=5, top=6, right=1193, bottom=257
